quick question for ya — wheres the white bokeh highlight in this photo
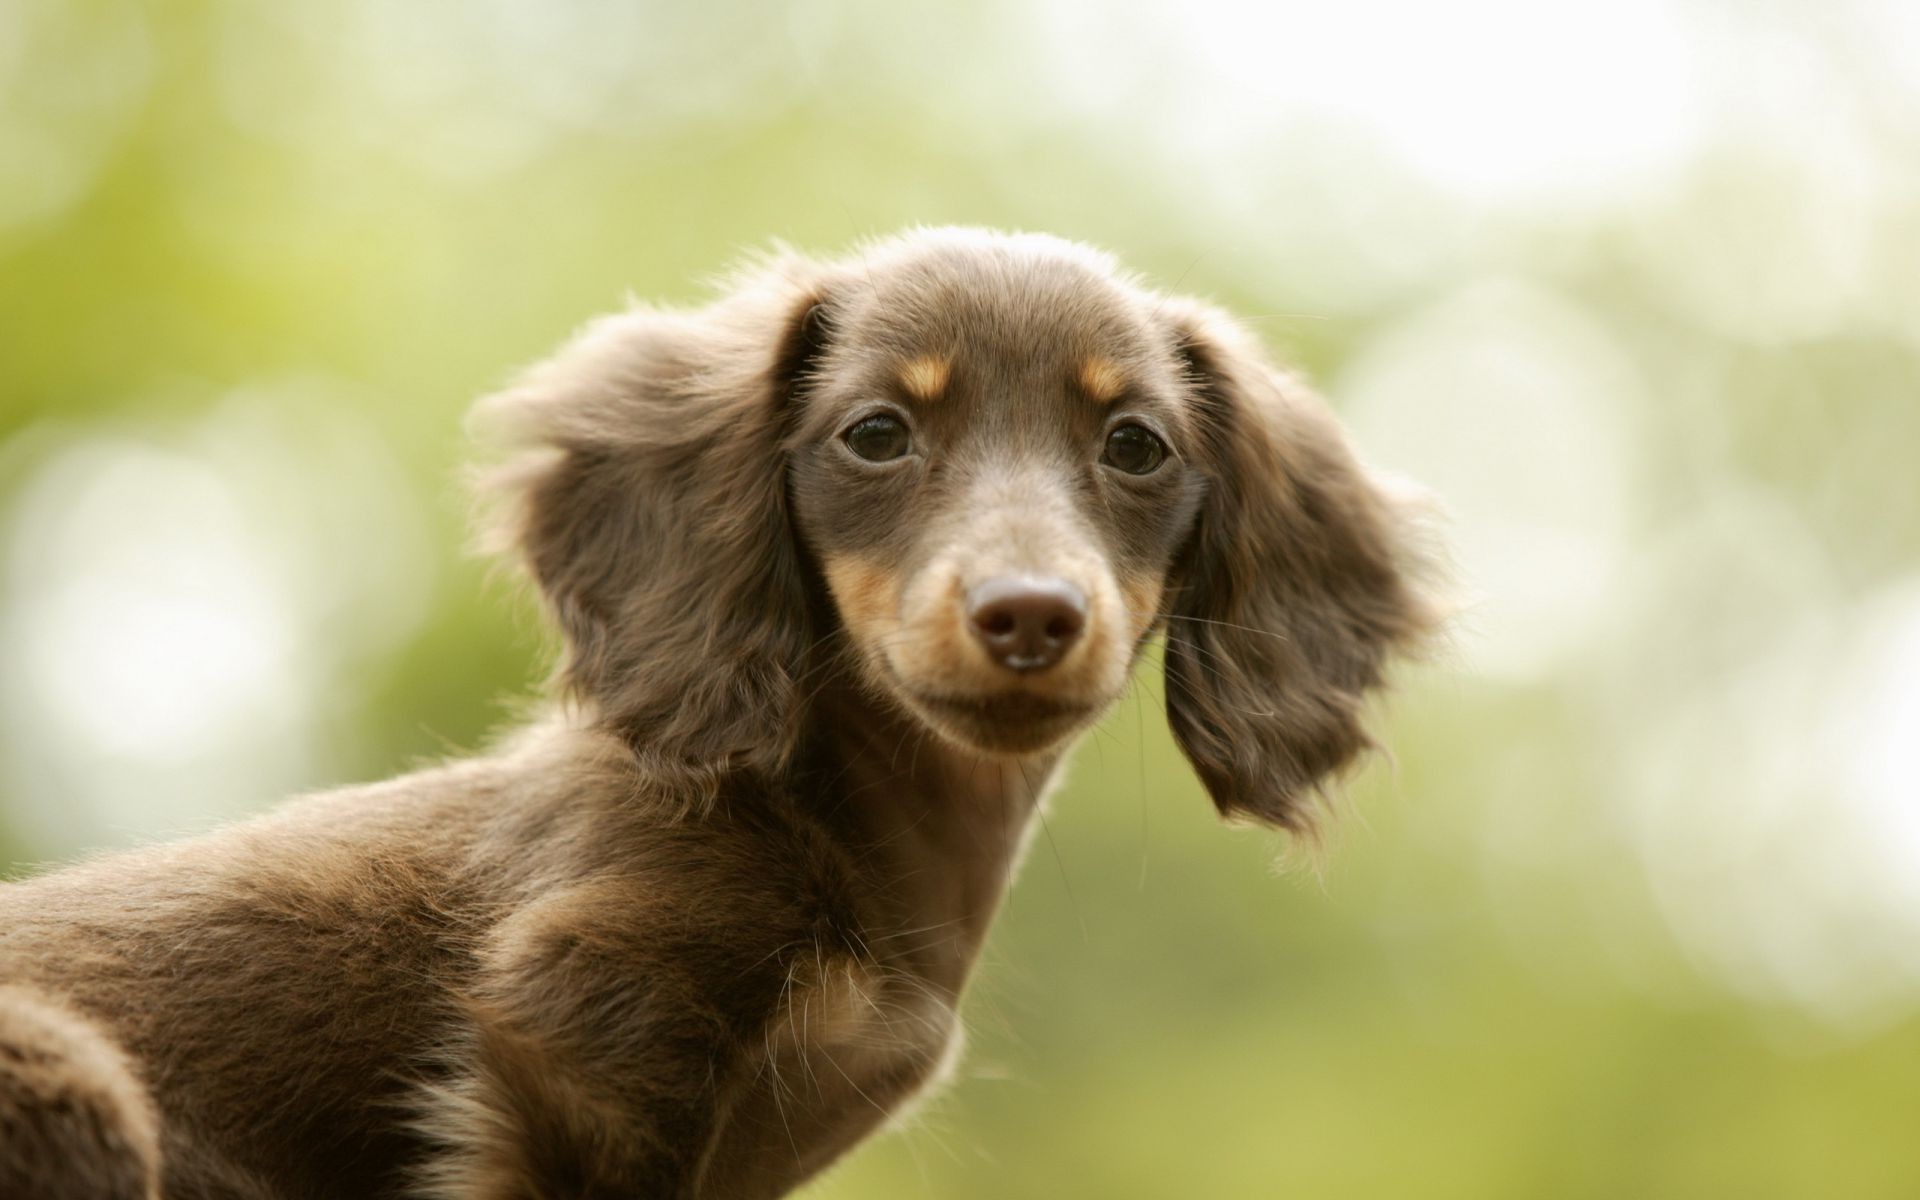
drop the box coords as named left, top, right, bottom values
left=0, top=383, right=433, bottom=857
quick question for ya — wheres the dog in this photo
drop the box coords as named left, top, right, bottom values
left=0, top=228, right=1438, bottom=1199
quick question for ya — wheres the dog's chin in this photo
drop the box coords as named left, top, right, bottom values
left=893, top=686, right=1103, bottom=759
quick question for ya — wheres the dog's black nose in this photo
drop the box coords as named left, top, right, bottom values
left=966, top=576, right=1087, bottom=672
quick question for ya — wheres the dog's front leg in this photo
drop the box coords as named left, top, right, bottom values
left=412, top=885, right=774, bottom=1200
left=413, top=1003, right=755, bottom=1200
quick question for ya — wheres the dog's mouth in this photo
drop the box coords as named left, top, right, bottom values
left=911, top=688, right=1091, bottom=724
left=896, top=685, right=1102, bottom=756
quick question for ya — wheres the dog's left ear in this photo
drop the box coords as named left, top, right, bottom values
left=1157, top=298, right=1441, bottom=835
left=475, top=257, right=839, bottom=790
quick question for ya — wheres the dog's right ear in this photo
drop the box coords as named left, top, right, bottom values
left=474, top=256, right=838, bottom=792
left=1155, top=297, right=1442, bottom=837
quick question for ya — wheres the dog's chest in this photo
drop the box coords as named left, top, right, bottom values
left=741, top=948, right=961, bottom=1164
left=765, top=952, right=959, bottom=1092
left=697, top=951, right=963, bottom=1194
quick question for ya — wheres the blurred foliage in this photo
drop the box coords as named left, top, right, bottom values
left=3, top=0, right=1919, bottom=1195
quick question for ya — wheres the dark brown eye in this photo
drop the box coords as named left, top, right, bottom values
left=845, top=414, right=911, bottom=462
left=1101, top=423, right=1167, bottom=475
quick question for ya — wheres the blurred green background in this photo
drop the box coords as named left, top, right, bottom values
left=4, top=0, right=1919, bottom=1195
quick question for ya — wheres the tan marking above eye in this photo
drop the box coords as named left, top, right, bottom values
left=897, top=355, right=952, bottom=402
left=1077, top=358, right=1128, bottom=404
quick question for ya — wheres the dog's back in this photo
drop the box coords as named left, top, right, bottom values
left=0, top=759, right=503, bottom=1197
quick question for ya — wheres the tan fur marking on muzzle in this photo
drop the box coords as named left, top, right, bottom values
left=1121, top=574, right=1166, bottom=640
left=822, top=556, right=902, bottom=641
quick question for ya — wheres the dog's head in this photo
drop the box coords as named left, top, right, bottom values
left=480, top=228, right=1437, bottom=830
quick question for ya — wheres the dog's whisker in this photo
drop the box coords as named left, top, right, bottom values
left=1121, top=606, right=1295, bottom=645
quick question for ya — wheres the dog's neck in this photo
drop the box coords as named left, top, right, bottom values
left=803, top=682, right=1064, bottom=995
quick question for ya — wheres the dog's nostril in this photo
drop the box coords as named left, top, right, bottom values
left=965, top=576, right=1089, bottom=673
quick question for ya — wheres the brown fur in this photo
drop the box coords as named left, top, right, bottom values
left=0, top=228, right=1438, bottom=1198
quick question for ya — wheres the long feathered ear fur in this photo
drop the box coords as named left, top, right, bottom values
left=475, top=256, right=836, bottom=793
left=1159, top=298, right=1441, bottom=835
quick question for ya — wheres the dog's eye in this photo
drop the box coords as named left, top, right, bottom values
left=845, top=414, right=912, bottom=462
left=1101, top=423, right=1167, bottom=475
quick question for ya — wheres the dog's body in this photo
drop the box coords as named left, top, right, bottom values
left=2, top=708, right=1028, bottom=1198
left=0, top=229, right=1436, bottom=1199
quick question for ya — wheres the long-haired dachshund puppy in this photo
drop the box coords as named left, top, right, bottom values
left=0, top=228, right=1438, bottom=1199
